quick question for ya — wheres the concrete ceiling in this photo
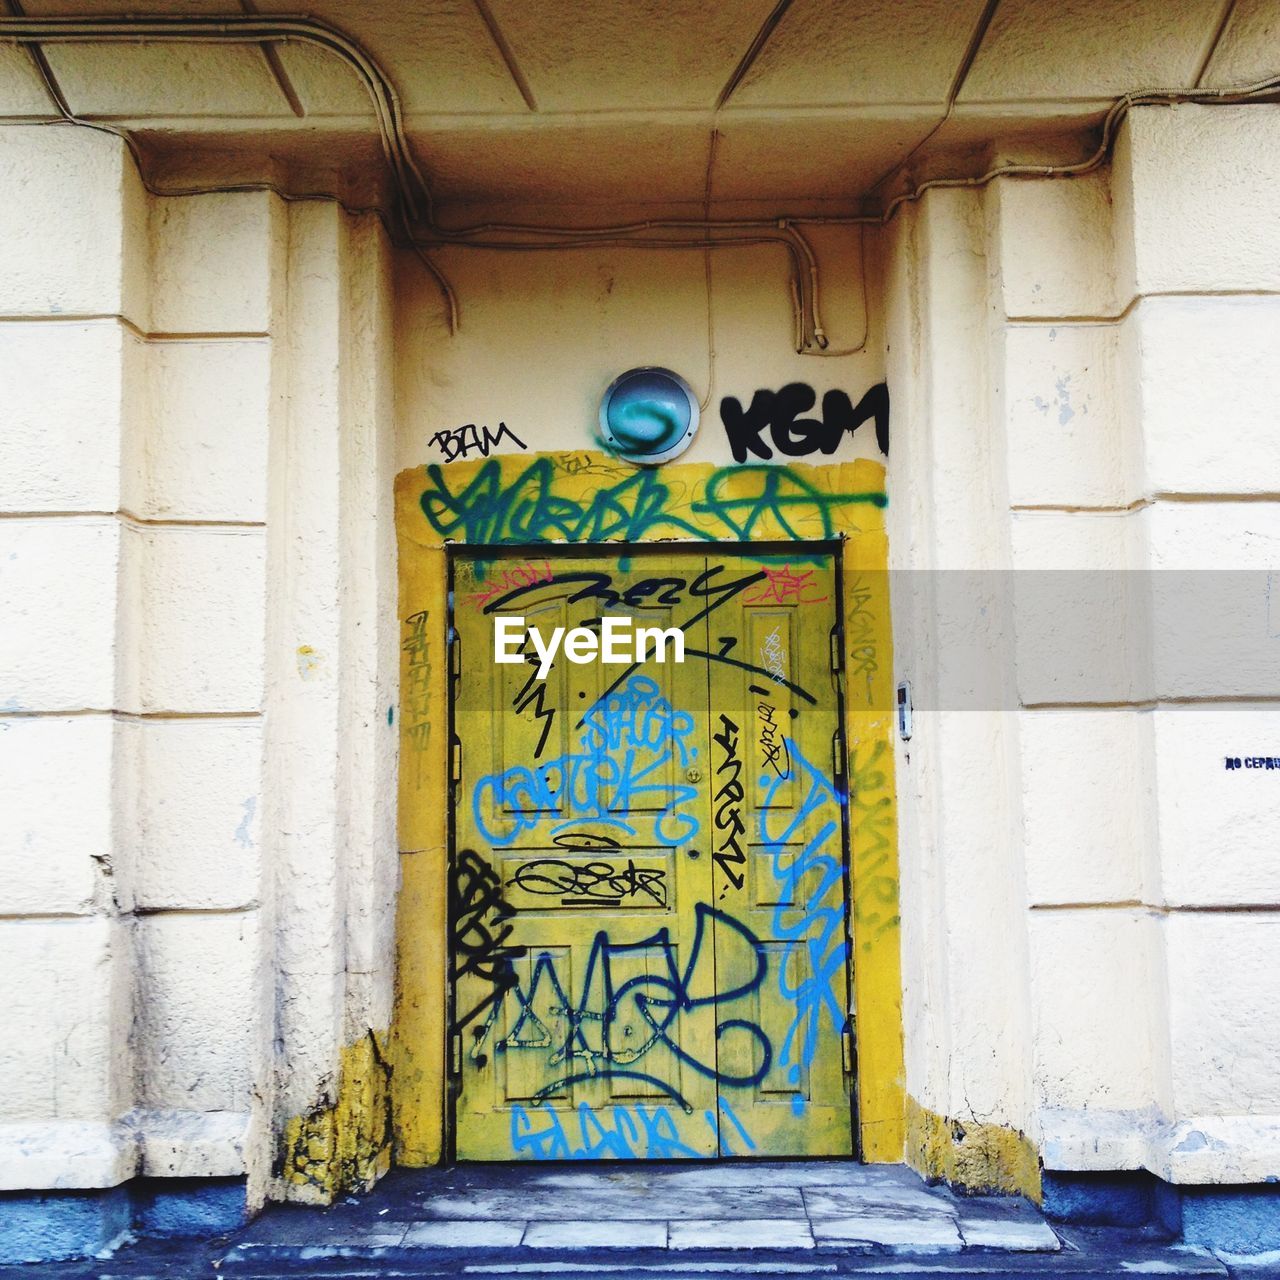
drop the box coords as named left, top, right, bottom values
left=0, top=0, right=1275, bottom=216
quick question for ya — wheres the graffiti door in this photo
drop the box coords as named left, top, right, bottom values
left=450, top=547, right=853, bottom=1160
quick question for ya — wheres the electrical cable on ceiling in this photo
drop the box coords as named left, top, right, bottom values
left=419, top=217, right=829, bottom=353
left=0, top=13, right=459, bottom=328
left=3, top=13, right=1279, bottom=349
left=697, top=127, right=720, bottom=412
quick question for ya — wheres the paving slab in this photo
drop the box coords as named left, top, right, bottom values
left=230, top=1211, right=410, bottom=1245
left=401, top=1219, right=526, bottom=1247
left=959, top=1217, right=1062, bottom=1251
left=410, top=1184, right=808, bottom=1221
left=538, top=1163, right=926, bottom=1191
left=668, top=1217, right=816, bottom=1249
left=522, top=1219, right=668, bottom=1249
left=948, top=1193, right=1050, bottom=1222
left=803, top=1184, right=958, bottom=1218
left=811, top=1213, right=965, bottom=1251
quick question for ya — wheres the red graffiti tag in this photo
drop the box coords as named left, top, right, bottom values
left=470, top=560, right=554, bottom=609
left=744, top=566, right=829, bottom=606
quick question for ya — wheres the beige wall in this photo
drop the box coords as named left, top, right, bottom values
left=395, top=220, right=883, bottom=472
left=3, top=102, right=1279, bottom=1200
left=884, top=105, right=1280, bottom=1184
left=0, top=126, right=399, bottom=1204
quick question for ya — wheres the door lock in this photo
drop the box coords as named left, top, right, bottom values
left=685, top=767, right=702, bottom=783
left=687, top=849, right=702, bottom=860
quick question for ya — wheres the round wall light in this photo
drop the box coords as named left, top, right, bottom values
left=598, top=367, right=699, bottom=466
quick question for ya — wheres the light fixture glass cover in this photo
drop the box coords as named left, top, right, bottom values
left=599, top=367, right=699, bottom=465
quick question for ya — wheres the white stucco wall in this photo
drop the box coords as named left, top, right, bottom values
left=884, top=105, right=1280, bottom=1185
left=2, top=101, right=1278, bottom=1200
left=0, top=126, right=399, bottom=1203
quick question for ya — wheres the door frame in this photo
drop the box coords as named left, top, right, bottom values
left=441, top=538, right=859, bottom=1162
left=391, top=450, right=904, bottom=1170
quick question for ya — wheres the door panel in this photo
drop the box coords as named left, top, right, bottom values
left=451, top=548, right=853, bottom=1160
left=453, top=552, right=718, bottom=1158
left=706, top=552, right=853, bottom=1157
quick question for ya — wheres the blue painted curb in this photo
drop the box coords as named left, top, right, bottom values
left=1042, top=1170, right=1160, bottom=1228
left=0, top=1187, right=130, bottom=1265
left=1180, top=1183, right=1280, bottom=1254
left=133, top=1176, right=250, bottom=1239
left=0, top=1177, right=248, bottom=1264
left=1044, top=1170, right=1280, bottom=1252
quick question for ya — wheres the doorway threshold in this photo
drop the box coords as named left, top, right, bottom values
left=233, top=1161, right=1065, bottom=1258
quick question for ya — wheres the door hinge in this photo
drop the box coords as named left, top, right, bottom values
left=448, top=629, right=461, bottom=678
left=450, top=1033, right=462, bottom=1077
left=831, top=728, right=845, bottom=785
left=829, top=627, right=843, bottom=673
left=842, top=1019, right=856, bottom=1075
left=450, top=739, right=462, bottom=785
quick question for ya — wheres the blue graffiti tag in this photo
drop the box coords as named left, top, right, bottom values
left=758, top=738, right=848, bottom=1098
left=510, top=1098, right=754, bottom=1160
left=715, top=1097, right=757, bottom=1155
left=511, top=1101, right=701, bottom=1160
left=473, top=675, right=700, bottom=846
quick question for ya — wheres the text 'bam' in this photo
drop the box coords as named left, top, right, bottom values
left=493, top=615, right=685, bottom=679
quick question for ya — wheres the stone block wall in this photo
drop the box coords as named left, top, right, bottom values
left=885, top=104, right=1280, bottom=1191
left=0, top=125, right=400, bottom=1260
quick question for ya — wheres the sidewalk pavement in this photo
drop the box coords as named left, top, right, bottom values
left=3, top=1162, right=1277, bottom=1279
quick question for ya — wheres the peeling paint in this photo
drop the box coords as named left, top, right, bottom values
left=233, top=796, right=256, bottom=849
left=296, top=645, right=322, bottom=680
left=1055, top=375, right=1075, bottom=425
left=906, top=1094, right=1041, bottom=1201
left=279, top=1032, right=393, bottom=1201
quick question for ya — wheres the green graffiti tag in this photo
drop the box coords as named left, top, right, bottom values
left=418, top=459, right=886, bottom=546
left=691, top=466, right=885, bottom=541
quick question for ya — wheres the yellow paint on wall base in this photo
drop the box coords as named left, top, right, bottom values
left=280, top=1032, right=393, bottom=1202
left=391, top=847, right=448, bottom=1165
left=390, top=450, right=906, bottom=1166
left=905, top=1094, right=1042, bottom=1201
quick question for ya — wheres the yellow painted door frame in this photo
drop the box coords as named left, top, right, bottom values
left=390, top=453, right=905, bottom=1171
left=445, top=541, right=856, bottom=1161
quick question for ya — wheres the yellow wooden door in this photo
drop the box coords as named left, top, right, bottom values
left=450, top=548, right=853, bottom=1160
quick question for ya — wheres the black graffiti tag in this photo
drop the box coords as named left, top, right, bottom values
left=510, top=858, right=668, bottom=907
left=720, top=382, right=889, bottom=461
left=510, top=632, right=557, bottom=760
left=498, top=901, right=771, bottom=1110
left=757, top=699, right=792, bottom=780
left=450, top=849, right=527, bottom=1038
left=430, top=421, right=527, bottom=462
left=712, top=713, right=747, bottom=892
left=551, top=830, right=622, bottom=851
left=477, top=564, right=759, bottom=617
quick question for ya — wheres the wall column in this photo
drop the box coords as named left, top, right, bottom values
left=0, top=125, right=402, bottom=1262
